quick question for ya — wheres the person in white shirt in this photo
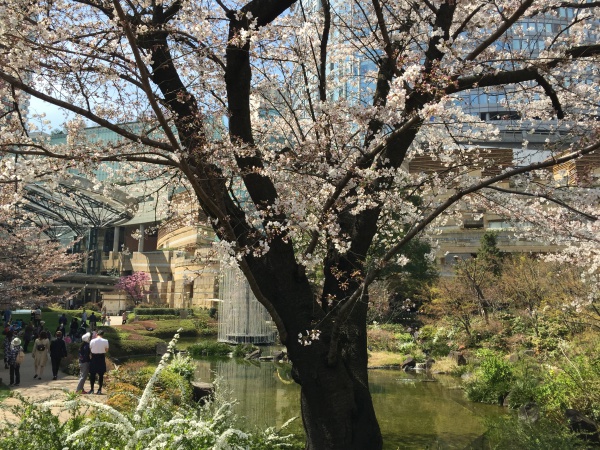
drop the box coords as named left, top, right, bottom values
left=89, top=329, right=109, bottom=394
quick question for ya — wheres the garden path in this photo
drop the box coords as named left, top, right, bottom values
left=0, top=315, right=124, bottom=423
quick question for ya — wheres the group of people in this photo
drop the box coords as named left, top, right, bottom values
left=3, top=329, right=68, bottom=386
left=2, top=310, right=110, bottom=394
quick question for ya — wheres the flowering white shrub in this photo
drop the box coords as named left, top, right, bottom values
left=0, top=330, right=298, bottom=450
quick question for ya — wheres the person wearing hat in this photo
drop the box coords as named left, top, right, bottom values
left=49, top=330, right=68, bottom=380
left=7, top=337, right=24, bottom=386
left=76, top=332, right=92, bottom=393
left=89, top=329, right=109, bottom=394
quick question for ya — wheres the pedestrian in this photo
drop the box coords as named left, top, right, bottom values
left=23, top=322, right=34, bottom=352
left=3, top=308, right=11, bottom=327
left=89, top=329, right=109, bottom=394
left=56, top=322, right=67, bottom=337
left=50, top=330, right=68, bottom=380
left=122, top=311, right=128, bottom=325
left=3, top=326, right=14, bottom=369
left=89, top=312, right=98, bottom=331
left=69, top=317, right=79, bottom=341
left=81, top=309, right=88, bottom=328
left=32, top=330, right=50, bottom=379
left=7, top=337, right=24, bottom=386
left=58, top=313, right=68, bottom=328
left=33, top=306, right=42, bottom=327
left=75, top=332, right=91, bottom=394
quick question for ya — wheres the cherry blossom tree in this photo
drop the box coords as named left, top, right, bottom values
left=115, top=271, right=151, bottom=305
left=1, top=0, right=599, bottom=447
left=0, top=195, right=80, bottom=306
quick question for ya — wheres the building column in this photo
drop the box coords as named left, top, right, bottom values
left=113, top=226, right=120, bottom=254
left=138, top=224, right=145, bottom=253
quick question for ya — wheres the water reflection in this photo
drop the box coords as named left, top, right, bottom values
left=194, top=358, right=502, bottom=449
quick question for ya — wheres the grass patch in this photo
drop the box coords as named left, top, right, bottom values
left=367, top=351, right=406, bottom=368
left=0, top=385, right=10, bottom=401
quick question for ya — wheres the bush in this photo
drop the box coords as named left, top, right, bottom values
left=133, top=307, right=192, bottom=316
left=484, top=416, right=586, bottom=449
left=232, top=343, right=258, bottom=358
left=188, top=341, right=232, bottom=357
left=464, top=354, right=514, bottom=405
left=536, top=350, right=600, bottom=422
left=134, top=314, right=180, bottom=321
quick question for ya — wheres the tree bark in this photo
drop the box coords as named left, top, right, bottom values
left=289, top=320, right=382, bottom=449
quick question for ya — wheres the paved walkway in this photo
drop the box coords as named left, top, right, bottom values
left=1, top=315, right=124, bottom=413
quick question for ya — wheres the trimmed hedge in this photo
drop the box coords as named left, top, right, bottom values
left=133, top=308, right=192, bottom=316
left=135, top=315, right=180, bottom=321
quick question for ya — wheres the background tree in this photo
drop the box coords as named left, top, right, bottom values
left=0, top=206, right=79, bottom=307
left=115, top=272, right=151, bottom=306
left=0, top=1, right=599, bottom=448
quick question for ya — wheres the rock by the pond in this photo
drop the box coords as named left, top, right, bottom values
left=191, top=381, right=214, bottom=404
left=273, top=350, right=287, bottom=362
left=245, top=349, right=262, bottom=360
left=508, top=353, right=519, bottom=363
left=565, top=409, right=600, bottom=443
left=401, top=356, right=416, bottom=370
left=156, top=342, right=168, bottom=356
left=518, top=402, right=540, bottom=423
left=415, top=362, right=427, bottom=371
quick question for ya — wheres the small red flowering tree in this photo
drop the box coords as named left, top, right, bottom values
left=115, top=272, right=151, bottom=305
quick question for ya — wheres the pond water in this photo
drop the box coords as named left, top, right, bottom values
left=193, top=354, right=504, bottom=449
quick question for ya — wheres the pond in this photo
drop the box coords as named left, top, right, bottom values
left=193, top=353, right=504, bottom=449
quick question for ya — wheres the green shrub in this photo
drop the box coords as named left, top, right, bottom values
left=188, top=341, right=232, bottom=357
left=484, top=416, right=586, bottom=449
left=536, top=351, right=600, bottom=422
left=232, top=343, right=258, bottom=358
left=141, top=319, right=198, bottom=337
left=135, top=314, right=180, bottom=321
left=465, top=354, right=514, bottom=405
left=167, top=353, right=196, bottom=381
left=133, top=307, right=192, bottom=316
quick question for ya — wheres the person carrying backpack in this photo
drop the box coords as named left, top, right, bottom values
left=32, top=330, right=50, bottom=380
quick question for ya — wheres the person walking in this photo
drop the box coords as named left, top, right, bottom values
left=75, top=332, right=91, bottom=394
left=7, top=338, right=25, bottom=386
left=3, top=308, right=11, bottom=327
left=49, top=330, right=68, bottom=380
left=58, top=313, right=68, bottom=328
left=3, top=326, right=15, bottom=369
left=32, top=330, right=50, bottom=379
left=69, top=317, right=79, bottom=341
left=89, top=312, right=98, bottom=331
left=33, top=306, right=42, bottom=327
left=7, top=337, right=24, bottom=386
left=22, top=322, right=34, bottom=352
left=89, top=329, right=109, bottom=394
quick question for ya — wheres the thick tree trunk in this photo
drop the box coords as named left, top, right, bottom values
left=289, top=339, right=382, bottom=450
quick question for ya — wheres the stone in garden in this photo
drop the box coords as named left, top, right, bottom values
left=518, top=402, right=539, bottom=423
left=245, top=349, right=261, bottom=360
left=156, top=342, right=168, bottom=356
left=401, top=356, right=415, bottom=370
left=565, top=409, right=600, bottom=443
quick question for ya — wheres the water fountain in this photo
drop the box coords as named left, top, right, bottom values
left=217, top=267, right=277, bottom=344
